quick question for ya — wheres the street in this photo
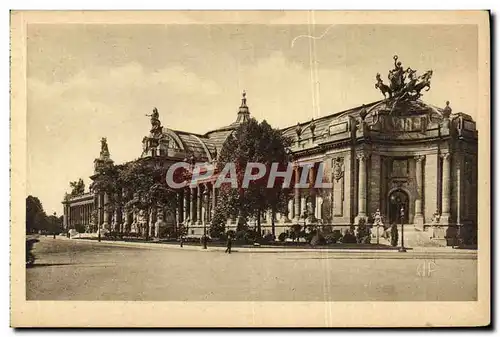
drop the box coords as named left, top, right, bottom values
left=26, top=237, right=477, bottom=301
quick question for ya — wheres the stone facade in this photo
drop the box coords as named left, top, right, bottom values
left=62, top=59, right=478, bottom=245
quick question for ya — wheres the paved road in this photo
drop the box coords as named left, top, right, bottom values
left=26, top=237, right=477, bottom=301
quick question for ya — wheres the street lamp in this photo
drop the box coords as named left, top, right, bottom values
left=399, top=204, right=407, bottom=253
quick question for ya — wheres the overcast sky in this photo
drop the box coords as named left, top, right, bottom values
left=26, top=23, right=478, bottom=214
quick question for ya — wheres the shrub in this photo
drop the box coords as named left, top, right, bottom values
left=324, top=230, right=342, bottom=244
left=356, top=219, right=371, bottom=244
left=306, top=231, right=316, bottom=243
left=341, top=228, right=357, bottom=244
left=262, top=233, right=274, bottom=243
left=234, top=229, right=259, bottom=244
left=234, top=230, right=247, bottom=243
left=210, top=212, right=226, bottom=238
left=310, top=233, right=326, bottom=246
left=278, top=232, right=288, bottom=242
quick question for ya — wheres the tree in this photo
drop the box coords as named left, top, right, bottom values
left=26, top=196, right=47, bottom=233
left=46, top=213, right=63, bottom=234
left=213, top=118, right=292, bottom=238
left=118, top=157, right=177, bottom=240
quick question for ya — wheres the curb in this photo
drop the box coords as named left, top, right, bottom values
left=65, top=238, right=477, bottom=260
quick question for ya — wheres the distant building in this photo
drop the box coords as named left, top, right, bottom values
left=62, top=56, right=478, bottom=245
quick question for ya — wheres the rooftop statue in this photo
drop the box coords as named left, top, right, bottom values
left=375, top=55, right=433, bottom=101
left=145, top=107, right=162, bottom=135
left=100, top=137, right=109, bottom=158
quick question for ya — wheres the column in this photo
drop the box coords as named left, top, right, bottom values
left=204, top=183, right=210, bottom=223
left=211, top=184, right=217, bottom=220
left=196, top=185, right=203, bottom=226
left=83, top=204, right=87, bottom=231
left=155, top=207, right=162, bottom=239
left=176, top=191, right=182, bottom=226
left=113, top=192, right=121, bottom=232
left=184, top=188, right=190, bottom=223
left=294, top=165, right=301, bottom=223
left=414, top=155, right=425, bottom=228
left=63, top=204, right=68, bottom=231
left=190, top=187, right=196, bottom=224
left=288, top=198, right=294, bottom=220
left=308, top=164, right=316, bottom=222
left=176, top=190, right=184, bottom=226
left=424, top=153, right=439, bottom=223
left=103, top=192, right=110, bottom=230
left=316, top=197, right=323, bottom=220
left=149, top=208, right=157, bottom=238
left=212, top=184, right=217, bottom=214
left=355, top=153, right=368, bottom=224
left=441, top=153, right=451, bottom=224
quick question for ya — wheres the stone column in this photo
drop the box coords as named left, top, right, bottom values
left=113, top=192, right=121, bottom=232
left=205, top=183, right=210, bottom=223
left=355, top=153, right=368, bottom=224
left=176, top=191, right=182, bottom=226
left=149, top=208, right=157, bottom=238
left=176, top=190, right=184, bottom=226
left=308, top=164, right=316, bottom=222
left=190, top=187, right=196, bottom=224
left=211, top=184, right=217, bottom=220
left=196, top=186, right=203, bottom=226
left=316, top=197, right=323, bottom=220
left=155, top=207, right=163, bottom=239
left=441, top=153, right=451, bottom=224
left=414, top=155, right=425, bottom=229
left=62, top=203, right=68, bottom=230
left=97, top=193, right=103, bottom=231
left=183, top=188, right=189, bottom=223
left=294, top=165, right=301, bottom=223
left=103, top=192, right=110, bottom=230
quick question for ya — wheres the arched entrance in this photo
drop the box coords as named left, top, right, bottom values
left=388, top=189, right=410, bottom=225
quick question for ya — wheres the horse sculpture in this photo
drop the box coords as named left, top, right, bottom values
left=375, top=73, right=392, bottom=99
left=413, top=70, right=433, bottom=95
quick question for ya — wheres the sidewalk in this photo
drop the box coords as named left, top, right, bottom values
left=68, top=237, right=477, bottom=260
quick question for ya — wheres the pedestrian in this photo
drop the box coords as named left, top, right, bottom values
left=53, top=232, right=56, bottom=239
left=225, top=234, right=232, bottom=254
left=180, top=235, right=183, bottom=248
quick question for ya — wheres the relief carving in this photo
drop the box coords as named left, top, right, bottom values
left=333, top=157, right=344, bottom=182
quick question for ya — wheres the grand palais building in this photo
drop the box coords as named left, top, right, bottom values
left=62, top=56, right=478, bottom=246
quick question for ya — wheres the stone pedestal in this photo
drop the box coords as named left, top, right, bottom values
left=430, top=226, right=446, bottom=239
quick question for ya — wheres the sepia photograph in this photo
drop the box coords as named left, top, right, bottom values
left=10, top=10, right=490, bottom=327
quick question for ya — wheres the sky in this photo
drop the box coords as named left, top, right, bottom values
left=26, top=23, right=479, bottom=214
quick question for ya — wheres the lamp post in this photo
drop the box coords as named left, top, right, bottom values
left=399, top=204, right=407, bottom=253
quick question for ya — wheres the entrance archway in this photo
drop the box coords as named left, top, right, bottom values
left=388, top=189, right=410, bottom=225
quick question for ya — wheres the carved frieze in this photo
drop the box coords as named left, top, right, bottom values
left=333, top=157, right=344, bottom=182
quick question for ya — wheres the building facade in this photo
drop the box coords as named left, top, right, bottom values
left=62, top=56, right=478, bottom=245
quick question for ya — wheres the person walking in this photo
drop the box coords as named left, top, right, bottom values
left=180, top=235, right=184, bottom=248
left=225, top=234, right=232, bottom=254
